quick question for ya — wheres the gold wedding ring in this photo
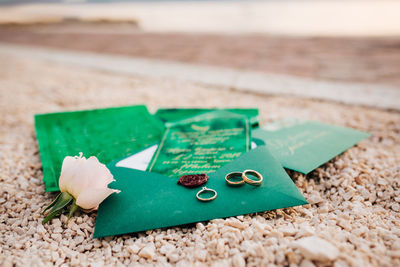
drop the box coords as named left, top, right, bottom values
left=225, top=172, right=245, bottom=186
left=242, top=170, right=263, bottom=186
left=196, top=187, right=217, bottom=202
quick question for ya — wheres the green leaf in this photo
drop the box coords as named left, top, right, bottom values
left=67, top=200, right=79, bottom=222
left=42, top=192, right=74, bottom=224
left=42, top=208, right=63, bottom=224
left=42, top=192, right=62, bottom=214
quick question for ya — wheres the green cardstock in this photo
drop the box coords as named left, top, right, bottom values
left=34, top=105, right=165, bottom=192
left=155, top=108, right=260, bottom=128
left=147, top=111, right=250, bottom=177
left=252, top=118, right=371, bottom=174
left=93, top=146, right=308, bottom=238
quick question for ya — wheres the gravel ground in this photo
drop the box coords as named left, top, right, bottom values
left=0, top=54, right=399, bottom=267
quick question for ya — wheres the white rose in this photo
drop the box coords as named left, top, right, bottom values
left=59, top=153, right=120, bottom=210
left=42, top=153, right=121, bottom=224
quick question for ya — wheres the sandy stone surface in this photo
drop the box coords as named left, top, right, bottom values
left=0, top=54, right=400, bottom=266
left=1, top=28, right=400, bottom=88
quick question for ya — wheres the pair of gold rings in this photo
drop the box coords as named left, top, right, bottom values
left=196, top=186, right=217, bottom=202
left=225, top=170, right=263, bottom=186
left=196, top=169, right=263, bottom=202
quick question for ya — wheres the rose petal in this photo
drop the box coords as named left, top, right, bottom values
left=59, top=155, right=87, bottom=198
left=85, top=157, right=114, bottom=188
left=59, top=156, right=83, bottom=193
left=76, top=187, right=120, bottom=210
left=70, top=156, right=114, bottom=197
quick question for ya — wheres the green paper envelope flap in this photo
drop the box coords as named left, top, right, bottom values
left=94, top=146, right=307, bottom=238
left=34, top=105, right=165, bottom=192
left=155, top=108, right=260, bottom=128
left=164, top=109, right=250, bottom=127
left=253, top=118, right=371, bottom=174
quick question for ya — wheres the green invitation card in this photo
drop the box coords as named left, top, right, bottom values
left=252, top=118, right=370, bottom=174
left=148, top=111, right=250, bottom=177
left=94, top=146, right=308, bottom=238
left=155, top=108, right=259, bottom=128
left=34, top=105, right=165, bottom=192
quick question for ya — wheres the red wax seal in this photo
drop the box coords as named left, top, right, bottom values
left=177, top=174, right=209, bottom=188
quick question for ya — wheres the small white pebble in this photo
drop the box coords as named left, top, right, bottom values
left=127, top=244, right=141, bottom=255
left=232, top=254, right=246, bottom=267
left=299, top=259, right=316, bottom=267
left=292, top=236, right=339, bottom=261
left=168, top=253, right=180, bottom=263
left=225, top=218, right=246, bottom=230
left=217, top=239, right=225, bottom=256
left=138, top=244, right=155, bottom=260
left=391, top=203, right=400, bottom=212
left=334, top=260, right=350, bottom=267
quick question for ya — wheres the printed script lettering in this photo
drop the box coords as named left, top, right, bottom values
left=266, top=130, right=328, bottom=156
left=152, top=123, right=247, bottom=177
left=169, top=128, right=244, bottom=175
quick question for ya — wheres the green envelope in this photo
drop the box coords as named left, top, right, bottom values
left=34, top=105, right=165, bottom=192
left=155, top=108, right=260, bottom=128
left=252, top=118, right=371, bottom=174
left=93, top=146, right=308, bottom=238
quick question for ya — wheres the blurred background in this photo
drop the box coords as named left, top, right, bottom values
left=0, top=0, right=400, bottom=108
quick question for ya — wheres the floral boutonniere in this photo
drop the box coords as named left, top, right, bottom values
left=43, top=153, right=120, bottom=224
